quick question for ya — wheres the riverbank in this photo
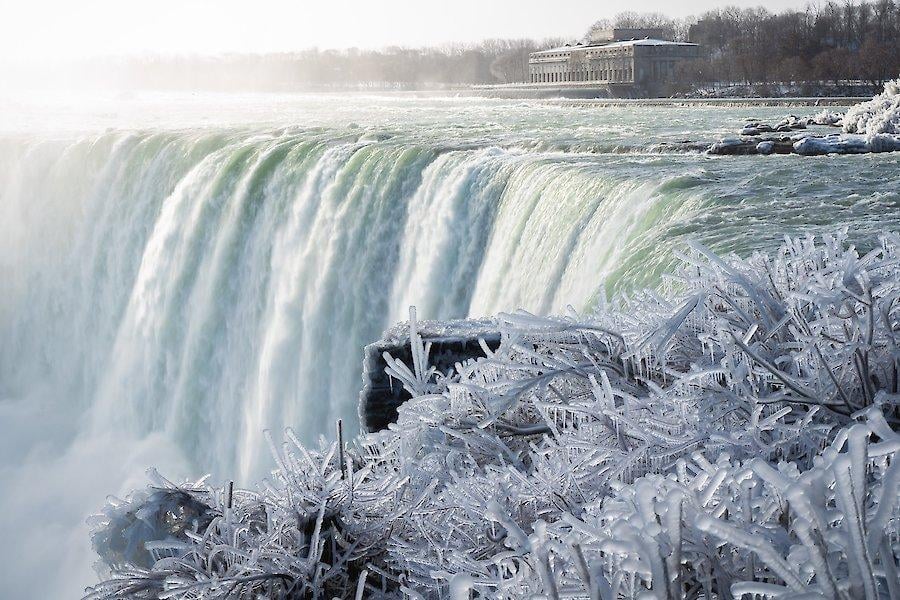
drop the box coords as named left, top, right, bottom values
left=465, top=81, right=871, bottom=105
left=552, top=96, right=866, bottom=107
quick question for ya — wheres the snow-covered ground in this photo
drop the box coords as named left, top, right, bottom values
left=686, top=81, right=877, bottom=99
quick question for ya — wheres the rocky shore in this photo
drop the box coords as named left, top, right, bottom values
left=708, top=79, right=900, bottom=156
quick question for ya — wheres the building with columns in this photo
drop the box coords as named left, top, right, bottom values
left=528, top=29, right=699, bottom=96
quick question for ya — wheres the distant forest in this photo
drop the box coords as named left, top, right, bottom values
left=672, top=1, right=900, bottom=89
left=30, top=1, right=900, bottom=92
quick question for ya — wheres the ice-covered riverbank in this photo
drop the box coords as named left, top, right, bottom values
left=86, top=232, right=900, bottom=600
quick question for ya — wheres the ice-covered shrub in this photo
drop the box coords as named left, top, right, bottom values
left=844, top=79, right=900, bottom=137
left=86, top=231, right=900, bottom=599
left=517, top=407, right=899, bottom=599
left=86, top=438, right=405, bottom=599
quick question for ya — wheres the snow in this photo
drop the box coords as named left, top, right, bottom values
left=85, top=232, right=900, bottom=599
left=531, top=38, right=697, bottom=55
left=600, top=39, right=699, bottom=48
left=843, top=78, right=900, bottom=136
left=811, top=109, right=844, bottom=127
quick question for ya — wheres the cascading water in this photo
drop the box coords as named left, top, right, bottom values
left=0, top=129, right=707, bottom=597
left=2, top=130, right=705, bottom=478
left=2, top=94, right=898, bottom=598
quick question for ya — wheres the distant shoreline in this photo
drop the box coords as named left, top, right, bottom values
left=555, top=97, right=866, bottom=107
left=313, top=86, right=867, bottom=106
left=458, top=86, right=867, bottom=106
left=0, top=85, right=867, bottom=108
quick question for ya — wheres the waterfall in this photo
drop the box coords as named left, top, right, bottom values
left=2, top=129, right=707, bottom=477
left=0, top=129, right=705, bottom=597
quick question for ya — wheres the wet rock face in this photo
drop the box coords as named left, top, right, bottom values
left=708, top=137, right=796, bottom=155
left=358, top=319, right=501, bottom=432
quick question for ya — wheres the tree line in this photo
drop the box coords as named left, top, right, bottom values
left=53, top=40, right=561, bottom=91
left=28, top=1, right=900, bottom=92
left=683, top=1, right=899, bottom=87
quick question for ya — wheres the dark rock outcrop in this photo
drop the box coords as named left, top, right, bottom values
left=358, top=319, right=501, bottom=432
left=91, top=489, right=217, bottom=569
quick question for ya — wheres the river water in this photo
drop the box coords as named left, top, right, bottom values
left=1, top=91, right=898, bottom=597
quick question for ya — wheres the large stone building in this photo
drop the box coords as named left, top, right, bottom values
left=528, top=28, right=699, bottom=96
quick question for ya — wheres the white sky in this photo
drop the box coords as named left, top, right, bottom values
left=1, top=0, right=809, bottom=64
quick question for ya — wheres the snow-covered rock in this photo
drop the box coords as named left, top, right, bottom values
left=794, top=133, right=868, bottom=155
left=359, top=312, right=499, bottom=432
left=811, top=108, right=844, bottom=127
left=793, top=132, right=900, bottom=155
left=756, top=140, right=775, bottom=154
left=868, top=132, right=900, bottom=152
left=774, top=114, right=807, bottom=131
left=709, top=137, right=744, bottom=152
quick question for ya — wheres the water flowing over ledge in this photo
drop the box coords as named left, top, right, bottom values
left=0, top=129, right=714, bottom=485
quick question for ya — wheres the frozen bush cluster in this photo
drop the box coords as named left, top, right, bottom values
left=87, top=231, right=900, bottom=599
left=523, top=408, right=899, bottom=600
left=844, top=78, right=900, bottom=137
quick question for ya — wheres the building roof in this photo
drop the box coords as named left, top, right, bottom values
left=602, top=39, right=698, bottom=48
left=589, top=28, right=665, bottom=44
left=531, top=39, right=698, bottom=56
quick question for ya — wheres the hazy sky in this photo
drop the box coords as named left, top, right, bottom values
left=2, top=0, right=810, bottom=63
